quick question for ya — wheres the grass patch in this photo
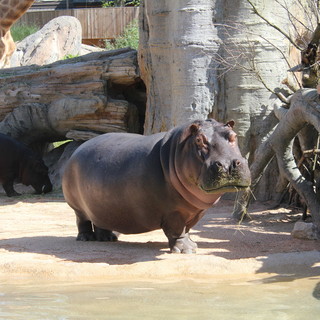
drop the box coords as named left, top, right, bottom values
left=11, top=23, right=39, bottom=42
left=105, top=19, right=139, bottom=50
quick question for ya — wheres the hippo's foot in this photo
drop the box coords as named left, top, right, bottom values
left=170, top=234, right=198, bottom=254
left=3, top=183, right=21, bottom=197
left=76, top=232, right=96, bottom=241
left=6, top=191, right=21, bottom=197
left=4, top=188, right=21, bottom=197
left=94, top=226, right=118, bottom=242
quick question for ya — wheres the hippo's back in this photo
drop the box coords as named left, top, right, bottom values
left=62, top=131, right=167, bottom=233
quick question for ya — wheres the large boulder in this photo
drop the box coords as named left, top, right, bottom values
left=11, top=16, right=82, bottom=67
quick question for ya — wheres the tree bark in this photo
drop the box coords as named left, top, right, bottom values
left=0, top=48, right=143, bottom=145
left=139, top=0, right=220, bottom=134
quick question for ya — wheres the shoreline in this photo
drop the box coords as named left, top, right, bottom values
left=0, top=191, right=319, bottom=283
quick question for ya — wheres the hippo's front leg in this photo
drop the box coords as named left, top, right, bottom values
left=170, top=231, right=198, bottom=254
left=162, top=215, right=198, bottom=253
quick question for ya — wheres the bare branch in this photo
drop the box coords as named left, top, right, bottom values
left=259, top=34, right=302, bottom=90
left=310, top=22, right=320, bottom=44
left=212, top=23, right=294, bottom=102
left=303, top=148, right=320, bottom=157
left=307, top=0, right=320, bottom=24
left=276, top=0, right=314, bottom=35
left=233, top=89, right=320, bottom=235
left=246, top=0, right=303, bottom=50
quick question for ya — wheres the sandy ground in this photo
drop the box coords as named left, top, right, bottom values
left=0, top=186, right=319, bottom=283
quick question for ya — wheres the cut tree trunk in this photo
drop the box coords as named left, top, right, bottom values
left=0, top=48, right=144, bottom=145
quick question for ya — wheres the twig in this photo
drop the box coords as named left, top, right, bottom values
left=246, top=0, right=303, bottom=50
left=303, top=148, right=320, bottom=157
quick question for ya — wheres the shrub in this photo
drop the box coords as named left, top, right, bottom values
left=102, top=0, right=140, bottom=7
left=105, top=19, right=139, bottom=50
left=11, top=23, right=39, bottom=42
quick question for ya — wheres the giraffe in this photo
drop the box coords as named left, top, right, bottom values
left=0, top=0, right=35, bottom=68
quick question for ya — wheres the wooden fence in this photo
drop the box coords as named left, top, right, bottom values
left=18, top=7, right=139, bottom=42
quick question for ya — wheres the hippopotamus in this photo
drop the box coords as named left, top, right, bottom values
left=62, top=119, right=251, bottom=253
left=0, top=133, right=52, bottom=197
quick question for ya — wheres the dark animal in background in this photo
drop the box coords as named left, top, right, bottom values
left=62, top=119, right=251, bottom=253
left=0, top=133, right=52, bottom=197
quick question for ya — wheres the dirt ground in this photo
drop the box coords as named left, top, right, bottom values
left=0, top=185, right=319, bottom=283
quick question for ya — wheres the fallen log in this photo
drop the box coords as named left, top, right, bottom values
left=0, top=48, right=145, bottom=145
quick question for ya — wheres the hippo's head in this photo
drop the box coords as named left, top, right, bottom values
left=170, top=119, right=251, bottom=208
left=191, top=119, right=250, bottom=193
left=21, top=157, right=53, bottom=194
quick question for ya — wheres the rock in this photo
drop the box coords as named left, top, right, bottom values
left=80, top=44, right=105, bottom=55
left=291, top=221, right=318, bottom=240
left=10, top=16, right=82, bottom=67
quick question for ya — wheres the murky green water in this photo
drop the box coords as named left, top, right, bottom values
left=0, top=276, right=319, bottom=319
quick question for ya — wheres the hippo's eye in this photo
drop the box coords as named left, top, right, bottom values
left=195, top=136, right=208, bottom=149
left=195, top=135, right=209, bottom=160
left=228, top=132, right=237, bottom=145
left=195, top=136, right=202, bottom=145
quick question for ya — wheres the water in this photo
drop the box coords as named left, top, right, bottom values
left=0, top=276, right=319, bottom=320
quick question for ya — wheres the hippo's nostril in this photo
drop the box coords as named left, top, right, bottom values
left=210, top=161, right=224, bottom=173
left=228, top=159, right=242, bottom=175
left=215, top=161, right=223, bottom=167
left=233, top=159, right=241, bottom=168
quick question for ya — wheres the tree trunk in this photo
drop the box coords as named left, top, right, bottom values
left=0, top=48, right=145, bottom=145
left=139, top=0, right=220, bottom=134
left=139, top=0, right=300, bottom=200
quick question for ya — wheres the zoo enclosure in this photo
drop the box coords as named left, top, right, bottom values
left=18, top=7, right=139, bottom=46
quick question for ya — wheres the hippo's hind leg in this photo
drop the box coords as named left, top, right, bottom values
left=76, top=216, right=96, bottom=241
left=75, top=214, right=118, bottom=242
left=93, top=225, right=118, bottom=242
left=3, top=181, right=20, bottom=197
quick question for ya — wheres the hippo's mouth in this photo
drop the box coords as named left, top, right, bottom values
left=33, top=182, right=53, bottom=194
left=199, top=171, right=251, bottom=194
left=200, top=184, right=250, bottom=194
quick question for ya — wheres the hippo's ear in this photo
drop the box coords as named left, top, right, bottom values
left=189, top=123, right=201, bottom=135
left=225, top=120, right=235, bottom=128
left=180, top=122, right=201, bottom=142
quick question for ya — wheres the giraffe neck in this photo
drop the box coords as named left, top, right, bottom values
left=0, top=0, right=35, bottom=32
left=0, top=0, right=35, bottom=68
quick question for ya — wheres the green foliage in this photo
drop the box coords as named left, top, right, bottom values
left=11, top=23, right=39, bottom=42
left=105, top=20, right=139, bottom=50
left=63, top=54, right=80, bottom=60
left=125, top=0, right=140, bottom=6
left=102, top=0, right=140, bottom=7
left=102, top=1, right=114, bottom=7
